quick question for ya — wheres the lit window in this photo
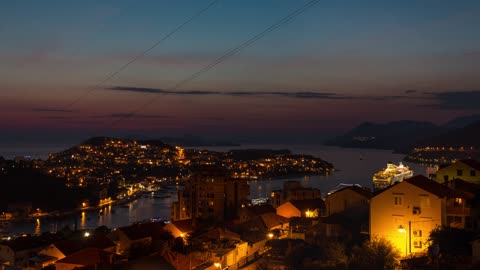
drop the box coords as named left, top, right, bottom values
left=454, top=198, right=463, bottom=207
left=305, top=209, right=318, bottom=218
left=420, top=196, right=430, bottom=207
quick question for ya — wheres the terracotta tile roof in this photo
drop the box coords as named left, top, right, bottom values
left=405, top=175, right=461, bottom=198
left=331, top=185, right=372, bottom=199
left=51, top=239, right=84, bottom=256
left=170, top=219, right=194, bottom=233
left=289, top=199, right=325, bottom=211
left=197, top=227, right=241, bottom=241
left=459, top=159, right=480, bottom=171
left=56, top=247, right=113, bottom=266
left=260, top=213, right=289, bottom=229
left=48, top=235, right=115, bottom=257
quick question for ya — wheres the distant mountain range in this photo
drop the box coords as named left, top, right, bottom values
left=414, top=120, right=480, bottom=148
left=443, top=114, right=480, bottom=129
left=326, top=114, right=480, bottom=152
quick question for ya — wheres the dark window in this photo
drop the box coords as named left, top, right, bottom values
left=465, top=216, right=472, bottom=228
left=454, top=216, right=462, bottom=223
left=457, top=170, right=463, bottom=176
left=444, top=175, right=449, bottom=182
left=471, top=170, right=476, bottom=177
left=447, top=216, right=454, bottom=225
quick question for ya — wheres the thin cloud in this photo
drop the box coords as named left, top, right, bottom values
left=405, top=90, right=417, bottom=94
left=33, top=108, right=74, bottom=113
left=107, top=86, right=349, bottom=99
left=419, top=90, right=480, bottom=111
left=109, top=86, right=219, bottom=95
left=369, top=95, right=429, bottom=101
left=40, top=116, right=72, bottom=120
left=90, top=113, right=174, bottom=119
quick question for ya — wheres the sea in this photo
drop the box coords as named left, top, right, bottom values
left=0, top=144, right=428, bottom=236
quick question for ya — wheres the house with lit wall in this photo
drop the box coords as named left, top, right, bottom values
left=370, top=175, right=474, bottom=257
left=435, top=159, right=480, bottom=185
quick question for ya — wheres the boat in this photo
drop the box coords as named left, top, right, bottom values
left=373, top=162, right=413, bottom=191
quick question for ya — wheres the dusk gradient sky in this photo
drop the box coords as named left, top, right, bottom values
left=1, top=0, right=480, bottom=145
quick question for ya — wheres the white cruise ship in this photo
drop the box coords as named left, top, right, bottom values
left=373, top=162, right=413, bottom=191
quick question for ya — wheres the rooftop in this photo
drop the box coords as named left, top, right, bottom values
left=327, top=184, right=372, bottom=198
left=289, top=199, right=326, bottom=211
left=56, top=247, right=113, bottom=266
left=458, top=159, right=480, bottom=171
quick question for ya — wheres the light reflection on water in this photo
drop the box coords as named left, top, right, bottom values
left=2, top=145, right=429, bottom=236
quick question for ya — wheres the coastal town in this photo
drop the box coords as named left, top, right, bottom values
left=1, top=137, right=480, bottom=269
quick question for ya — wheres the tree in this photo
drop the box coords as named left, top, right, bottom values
left=349, top=237, right=400, bottom=270
left=172, top=236, right=186, bottom=253
left=429, top=226, right=473, bottom=256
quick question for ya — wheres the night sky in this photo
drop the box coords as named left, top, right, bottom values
left=1, top=0, right=479, bottom=145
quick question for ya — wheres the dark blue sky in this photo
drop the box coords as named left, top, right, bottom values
left=1, top=0, right=479, bottom=144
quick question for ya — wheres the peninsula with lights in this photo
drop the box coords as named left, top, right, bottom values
left=0, top=136, right=333, bottom=221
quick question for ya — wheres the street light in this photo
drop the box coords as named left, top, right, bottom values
left=214, top=262, right=221, bottom=268
left=398, top=225, right=407, bottom=256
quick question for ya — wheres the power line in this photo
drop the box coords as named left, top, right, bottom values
left=111, top=0, right=321, bottom=127
left=64, top=0, right=220, bottom=109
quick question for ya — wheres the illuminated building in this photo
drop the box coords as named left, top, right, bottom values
left=370, top=175, right=474, bottom=257
left=435, top=159, right=480, bottom=185
left=270, top=181, right=321, bottom=208
left=171, top=167, right=249, bottom=222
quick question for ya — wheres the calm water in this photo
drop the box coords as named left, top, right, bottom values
left=0, top=144, right=70, bottom=160
left=1, top=144, right=427, bottom=235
